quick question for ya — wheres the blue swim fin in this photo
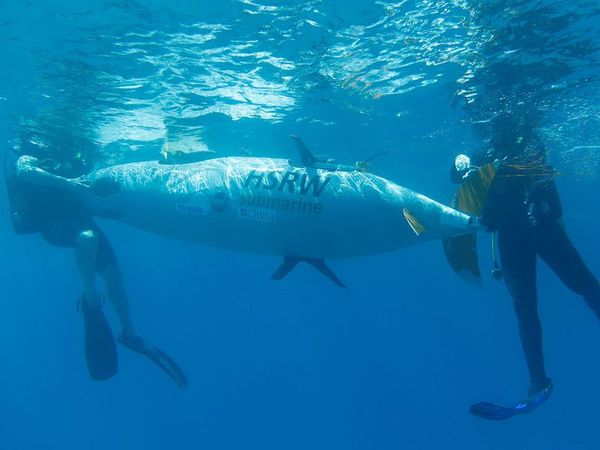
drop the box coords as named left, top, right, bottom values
left=469, top=401, right=519, bottom=420
left=470, top=380, right=553, bottom=420
left=81, top=300, right=118, bottom=381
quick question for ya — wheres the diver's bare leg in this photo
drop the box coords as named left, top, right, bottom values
left=101, top=263, right=137, bottom=336
left=75, top=230, right=101, bottom=307
left=100, top=258, right=188, bottom=389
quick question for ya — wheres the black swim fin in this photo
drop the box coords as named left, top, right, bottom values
left=118, top=334, right=188, bottom=390
left=81, top=300, right=118, bottom=381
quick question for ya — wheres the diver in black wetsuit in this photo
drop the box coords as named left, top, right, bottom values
left=6, top=154, right=188, bottom=389
left=451, top=120, right=600, bottom=420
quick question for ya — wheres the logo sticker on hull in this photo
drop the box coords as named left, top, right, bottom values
left=237, top=206, right=277, bottom=223
left=211, top=191, right=229, bottom=213
left=175, top=203, right=208, bottom=216
left=176, top=198, right=209, bottom=216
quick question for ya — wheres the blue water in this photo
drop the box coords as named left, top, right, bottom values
left=1, top=1, right=599, bottom=449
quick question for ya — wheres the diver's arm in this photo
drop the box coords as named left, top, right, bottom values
left=16, top=156, right=87, bottom=191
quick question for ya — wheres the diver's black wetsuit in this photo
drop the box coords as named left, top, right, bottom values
left=6, top=174, right=116, bottom=272
left=467, top=138, right=600, bottom=390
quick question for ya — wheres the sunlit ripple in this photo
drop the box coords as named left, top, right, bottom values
left=0, top=0, right=598, bottom=178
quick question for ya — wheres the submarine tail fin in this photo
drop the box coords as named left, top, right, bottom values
left=290, top=135, right=318, bottom=167
left=271, top=256, right=346, bottom=288
left=271, top=257, right=301, bottom=281
left=306, top=258, right=346, bottom=288
left=443, top=162, right=498, bottom=286
left=402, top=208, right=426, bottom=236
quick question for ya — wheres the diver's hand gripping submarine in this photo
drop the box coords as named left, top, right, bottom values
left=82, top=136, right=490, bottom=287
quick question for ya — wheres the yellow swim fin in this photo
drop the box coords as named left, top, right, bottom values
left=443, top=162, right=498, bottom=286
left=442, top=233, right=482, bottom=286
left=455, top=162, right=497, bottom=216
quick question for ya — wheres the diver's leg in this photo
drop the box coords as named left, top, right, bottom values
left=76, top=228, right=119, bottom=380
left=498, top=228, right=549, bottom=394
left=99, top=249, right=188, bottom=389
left=537, top=220, right=600, bottom=318
left=93, top=229, right=137, bottom=336
left=100, top=263, right=136, bottom=336
left=75, top=230, right=102, bottom=307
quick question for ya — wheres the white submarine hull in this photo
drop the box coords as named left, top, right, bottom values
left=83, top=156, right=473, bottom=263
